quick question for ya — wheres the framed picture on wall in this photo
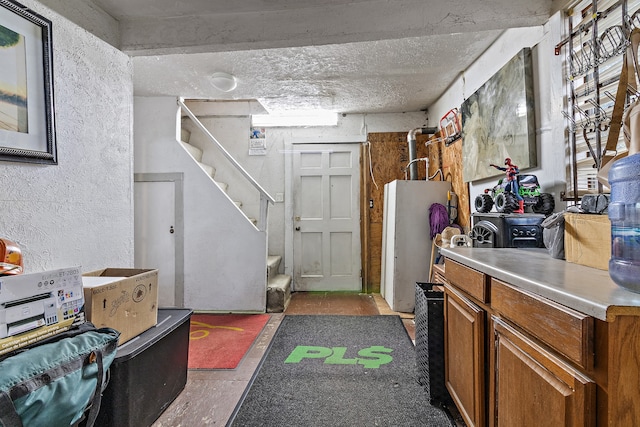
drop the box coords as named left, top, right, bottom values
left=461, top=48, right=536, bottom=182
left=0, top=0, right=56, bottom=164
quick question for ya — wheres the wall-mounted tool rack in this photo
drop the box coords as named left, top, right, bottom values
left=556, top=0, right=640, bottom=202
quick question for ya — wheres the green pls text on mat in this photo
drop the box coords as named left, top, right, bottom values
left=284, top=346, right=393, bottom=368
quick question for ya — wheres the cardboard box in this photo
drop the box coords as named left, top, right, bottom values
left=83, top=268, right=158, bottom=344
left=564, top=213, right=611, bottom=270
left=0, top=266, right=85, bottom=357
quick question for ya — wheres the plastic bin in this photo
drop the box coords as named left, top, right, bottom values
left=96, top=308, right=192, bottom=427
left=415, top=282, right=451, bottom=406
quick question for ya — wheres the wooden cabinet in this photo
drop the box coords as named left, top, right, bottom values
left=444, top=287, right=485, bottom=427
left=492, top=317, right=596, bottom=427
left=490, top=279, right=594, bottom=370
left=441, top=250, right=640, bottom=427
left=444, top=258, right=488, bottom=302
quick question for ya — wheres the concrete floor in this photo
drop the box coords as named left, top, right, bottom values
left=152, top=293, right=418, bottom=426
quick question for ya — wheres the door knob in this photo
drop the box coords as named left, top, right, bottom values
left=170, top=226, right=175, bottom=234
left=295, top=226, right=301, bottom=231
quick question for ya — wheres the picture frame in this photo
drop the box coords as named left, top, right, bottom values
left=461, top=48, right=536, bottom=182
left=0, top=0, right=56, bottom=164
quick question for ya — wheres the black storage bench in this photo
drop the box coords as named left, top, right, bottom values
left=96, top=308, right=192, bottom=427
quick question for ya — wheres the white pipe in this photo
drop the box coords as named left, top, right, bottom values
left=404, top=157, right=428, bottom=180
left=407, top=127, right=437, bottom=180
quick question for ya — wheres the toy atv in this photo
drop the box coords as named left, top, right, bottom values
left=475, top=174, right=555, bottom=215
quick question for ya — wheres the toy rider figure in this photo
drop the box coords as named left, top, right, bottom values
left=490, top=158, right=524, bottom=213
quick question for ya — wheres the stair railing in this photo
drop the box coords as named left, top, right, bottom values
left=178, top=98, right=275, bottom=231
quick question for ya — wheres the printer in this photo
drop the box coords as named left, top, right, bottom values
left=0, top=267, right=85, bottom=348
left=0, top=292, right=58, bottom=338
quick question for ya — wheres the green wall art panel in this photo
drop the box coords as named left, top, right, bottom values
left=461, top=47, right=536, bottom=182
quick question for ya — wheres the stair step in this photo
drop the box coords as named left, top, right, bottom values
left=181, top=128, right=191, bottom=144
left=215, top=181, right=228, bottom=192
left=267, top=255, right=281, bottom=279
left=181, top=141, right=203, bottom=162
left=267, top=274, right=292, bottom=313
left=199, top=162, right=216, bottom=177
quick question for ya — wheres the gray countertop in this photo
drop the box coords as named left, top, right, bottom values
left=439, top=247, right=640, bottom=321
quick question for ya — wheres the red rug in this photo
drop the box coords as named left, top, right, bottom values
left=188, top=313, right=271, bottom=369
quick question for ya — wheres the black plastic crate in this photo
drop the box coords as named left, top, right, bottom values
left=415, top=282, right=451, bottom=406
left=96, top=308, right=192, bottom=427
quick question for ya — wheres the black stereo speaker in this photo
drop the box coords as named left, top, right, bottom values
left=471, top=213, right=546, bottom=248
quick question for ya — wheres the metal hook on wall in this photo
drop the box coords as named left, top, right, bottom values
left=574, top=100, right=601, bottom=163
left=562, top=111, right=576, bottom=132
left=570, top=49, right=587, bottom=76
left=574, top=105, right=594, bottom=129
left=599, top=25, right=627, bottom=61
left=586, top=99, right=609, bottom=129
left=628, top=9, right=640, bottom=31
left=580, top=39, right=598, bottom=70
left=609, top=88, right=638, bottom=110
left=604, top=90, right=617, bottom=103
left=627, top=84, right=640, bottom=104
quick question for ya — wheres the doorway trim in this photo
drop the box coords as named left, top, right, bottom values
left=134, top=172, right=185, bottom=307
left=284, top=135, right=366, bottom=292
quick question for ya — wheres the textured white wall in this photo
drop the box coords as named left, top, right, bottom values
left=428, top=18, right=566, bottom=214
left=0, top=1, right=133, bottom=273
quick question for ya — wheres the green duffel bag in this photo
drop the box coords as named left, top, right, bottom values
left=0, top=325, right=119, bottom=427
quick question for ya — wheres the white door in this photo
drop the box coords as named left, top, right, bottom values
left=292, top=143, right=361, bottom=291
left=134, top=175, right=183, bottom=307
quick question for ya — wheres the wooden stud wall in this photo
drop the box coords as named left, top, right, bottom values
left=427, top=133, right=470, bottom=232
left=361, top=131, right=470, bottom=294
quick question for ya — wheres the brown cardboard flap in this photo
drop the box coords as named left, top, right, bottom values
left=87, top=268, right=156, bottom=278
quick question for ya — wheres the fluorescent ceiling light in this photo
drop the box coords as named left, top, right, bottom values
left=252, top=110, right=338, bottom=127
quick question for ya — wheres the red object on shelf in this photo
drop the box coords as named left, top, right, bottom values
left=0, top=238, right=23, bottom=275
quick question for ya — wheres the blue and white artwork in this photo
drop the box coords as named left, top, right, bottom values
left=0, top=24, right=28, bottom=133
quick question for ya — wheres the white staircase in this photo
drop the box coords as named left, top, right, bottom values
left=179, top=123, right=291, bottom=312
left=179, top=135, right=255, bottom=223
left=267, top=256, right=292, bottom=313
left=180, top=139, right=233, bottom=203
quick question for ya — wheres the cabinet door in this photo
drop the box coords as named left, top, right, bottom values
left=445, top=287, right=486, bottom=427
left=492, top=317, right=595, bottom=427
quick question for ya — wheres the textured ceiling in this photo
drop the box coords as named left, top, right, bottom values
left=92, top=0, right=379, bottom=18
left=74, top=0, right=565, bottom=114
left=133, top=31, right=504, bottom=114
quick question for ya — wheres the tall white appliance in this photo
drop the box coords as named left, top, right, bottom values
left=380, top=179, right=451, bottom=312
